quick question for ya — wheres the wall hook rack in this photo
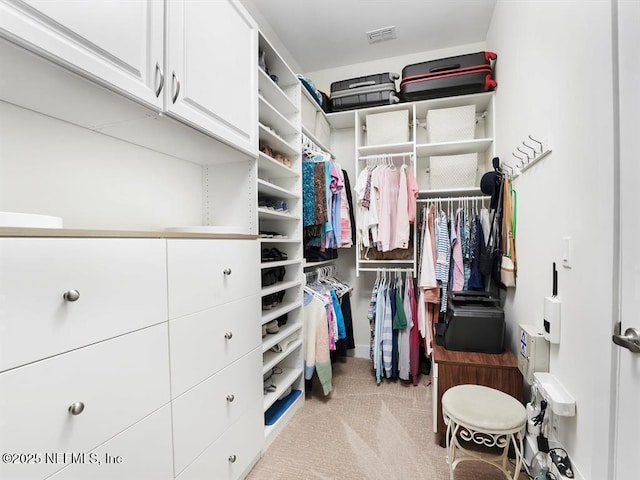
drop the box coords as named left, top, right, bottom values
left=510, top=134, right=553, bottom=178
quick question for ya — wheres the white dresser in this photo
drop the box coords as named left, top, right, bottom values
left=167, top=239, right=263, bottom=479
left=0, top=233, right=263, bottom=480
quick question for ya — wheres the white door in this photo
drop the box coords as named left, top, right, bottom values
left=612, top=1, right=640, bottom=479
left=0, top=0, right=164, bottom=108
left=165, top=0, right=257, bottom=157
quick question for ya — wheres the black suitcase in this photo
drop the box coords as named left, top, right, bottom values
left=400, top=52, right=497, bottom=102
left=330, top=72, right=400, bottom=111
left=443, top=296, right=505, bottom=354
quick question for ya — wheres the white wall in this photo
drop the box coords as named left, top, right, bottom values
left=0, top=101, right=204, bottom=230
left=487, top=1, right=616, bottom=479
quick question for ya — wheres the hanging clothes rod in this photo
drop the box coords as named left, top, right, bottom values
left=358, top=152, right=414, bottom=160
left=417, top=195, right=490, bottom=204
left=358, top=267, right=414, bottom=273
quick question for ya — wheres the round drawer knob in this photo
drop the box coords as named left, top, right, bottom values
left=63, top=289, right=80, bottom=302
left=223, top=267, right=232, bottom=276
left=224, top=332, right=233, bottom=340
left=68, top=402, right=85, bottom=415
left=226, top=394, right=235, bottom=402
left=228, top=454, right=237, bottom=463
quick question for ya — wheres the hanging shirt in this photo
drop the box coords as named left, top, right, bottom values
left=302, top=161, right=316, bottom=227
left=337, top=168, right=353, bottom=248
left=435, top=211, right=451, bottom=312
left=399, top=275, right=412, bottom=381
left=451, top=208, right=465, bottom=291
left=381, top=282, right=394, bottom=379
left=303, top=292, right=332, bottom=395
left=395, top=164, right=411, bottom=250
left=374, top=278, right=387, bottom=384
left=377, top=165, right=401, bottom=252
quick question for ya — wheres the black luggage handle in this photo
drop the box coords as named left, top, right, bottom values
left=348, top=80, right=376, bottom=89
left=429, top=63, right=461, bottom=73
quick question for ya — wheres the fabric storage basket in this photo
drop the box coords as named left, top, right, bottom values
left=426, top=104, right=476, bottom=143
left=365, top=110, right=410, bottom=146
left=301, top=93, right=317, bottom=131
left=314, top=110, right=331, bottom=147
left=429, top=153, right=478, bottom=189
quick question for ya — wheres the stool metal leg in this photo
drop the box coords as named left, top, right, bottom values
left=509, top=430, right=525, bottom=480
left=444, top=415, right=456, bottom=480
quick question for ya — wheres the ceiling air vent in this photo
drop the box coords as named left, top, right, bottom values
left=366, top=26, right=397, bottom=44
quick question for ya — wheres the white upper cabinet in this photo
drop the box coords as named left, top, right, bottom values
left=0, top=0, right=164, bottom=109
left=165, top=0, right=258, bottom=156
left=0, top=0, right=258, bottom=157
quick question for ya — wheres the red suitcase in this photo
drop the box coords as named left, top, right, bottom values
left=400, top=51, right=497, bottom=101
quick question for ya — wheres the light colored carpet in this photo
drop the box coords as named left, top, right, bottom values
left=247, top=357, right=527, bottom=480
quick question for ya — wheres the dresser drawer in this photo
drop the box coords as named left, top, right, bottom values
left=48, top=405, right=173, bottom=480
left=0, top=238, right=168, bottom=372
left=0, top=324, right=171, bottom=480
left=167, top=239, right=259, bottom=319
left=175, top=404, right=263, bottom=480
left=172, top=347, right=262, bottom=476
left=169, top=294, right=261, bottom=398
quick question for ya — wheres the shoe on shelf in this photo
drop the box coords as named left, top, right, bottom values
left=260, top=144, right=274, bottom=158
left=272, top=248, right=288, bottom=260
left=276, top=313, right=288, bottom=326
left=266, top=320, right=279, bottom=334
left=273, top=201, right=289, bottom=213
left=274, top=154, right=291, bottom=168
left=261, top=248, right=288, bottom=263
left=259, top=230, right=288, bottom=239
left=262, top=324, right=267, bottom=338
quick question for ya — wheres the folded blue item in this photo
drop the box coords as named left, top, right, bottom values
left=297, top=75, right=323, bottom=106
left=264, top=389, right=302, bottom=425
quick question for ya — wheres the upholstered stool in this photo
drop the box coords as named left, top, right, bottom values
left=442, top=384, right=527, bottom=480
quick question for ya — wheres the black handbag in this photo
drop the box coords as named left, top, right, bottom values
left=479, top=174, right=505, bottom=276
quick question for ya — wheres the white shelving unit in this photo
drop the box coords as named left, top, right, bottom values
left=414, top=92, right=495, bottom=197
left=256, top=31, right=304, bottom=447
left=327, top=92, right=495, bottom=276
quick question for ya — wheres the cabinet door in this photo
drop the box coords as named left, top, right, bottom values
left=169, top=295, right=261, bottom=398
left=167, top=239, right=260, bottom=319
left=0, top=238, right=168, bottom=372
left=0, top=0, right=164, bottom=109
left=165, top=0, right=257, bottom=156
left=0, top=324, right=171, bottom=480
left=175, top=404, right=263, bottom=480
left=171, top=348, right=263, bottom=476
left=48, top=405, right=174, bottom=480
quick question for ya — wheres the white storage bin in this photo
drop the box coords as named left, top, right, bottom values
left=365, top=110, right=410, bottom=146
left=426, top=104, right=476, bottom=143
left=314, top=110, right=331, bottom=147
left=301, top=93, right=317, bottom=132
left=429, top=153, right=478, bottom=189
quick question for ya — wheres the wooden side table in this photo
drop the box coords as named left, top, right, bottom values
left=432, top=343, right=523, bottom=447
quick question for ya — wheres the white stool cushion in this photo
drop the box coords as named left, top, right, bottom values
left=442, top=384, right=526, bottom=432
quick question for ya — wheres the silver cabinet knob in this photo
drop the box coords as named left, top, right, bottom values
left=68, top=402, right=85, bottom=415
left=228, top=454, right=237, bottom=463
left=224, top=332, right=233, bottom=340
left=226, top=394, right=235, bottom=402
left=63, top=289, right=80, bottom=302
left=223, top=268, right=232, bottom=276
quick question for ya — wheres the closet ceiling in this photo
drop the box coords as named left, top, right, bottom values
left=240, top=0, right=497, bottom=72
